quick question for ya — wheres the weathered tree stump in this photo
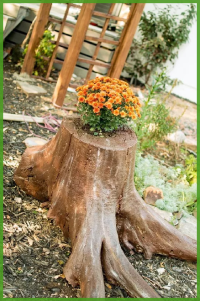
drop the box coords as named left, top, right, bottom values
left=14, top=118, right=196, bottom=298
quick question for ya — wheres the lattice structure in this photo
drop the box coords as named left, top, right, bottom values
left=21, top=3, right=145, bottom=106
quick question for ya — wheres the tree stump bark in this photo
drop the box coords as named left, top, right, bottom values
left=14, top=118, right=196, bottom=298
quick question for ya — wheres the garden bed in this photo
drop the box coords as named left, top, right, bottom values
left=3, top=61, right=197, bottom=298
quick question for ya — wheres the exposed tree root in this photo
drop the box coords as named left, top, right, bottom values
left=117, top=190, right=197, bottom=262
left=14, top=118, right=197, bottom=298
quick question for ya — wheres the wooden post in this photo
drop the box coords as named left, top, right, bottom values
left=52, top=3, right=96, bottom=107
left=108, top=3, right=145, bottom=79
left=46, top=4, right=71, bottom=79
left=21, top=3, right=52, bottom=75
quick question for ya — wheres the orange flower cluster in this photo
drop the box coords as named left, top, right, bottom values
left=76, top=77, right=141, bottom=119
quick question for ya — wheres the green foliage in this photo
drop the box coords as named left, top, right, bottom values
left=78, top=103, right=129, bottom=133
left=131, top=70, right=178, bottom=151
left=125, top=4, right=196, bottom=84
left=134, top=153, right=197, bottom=215
left=22, top=30, right=56, bottom=76
left=185, top=155, right=197, bottom=185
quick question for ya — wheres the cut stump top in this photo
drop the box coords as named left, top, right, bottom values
left=63, top=118, right=137, bottom=151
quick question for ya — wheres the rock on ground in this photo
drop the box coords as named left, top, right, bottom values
left=16, top=81, right=47, bottom=95
left=144, top=186, right=163, bottom=206
left=177, top=215, right=197, bottom=241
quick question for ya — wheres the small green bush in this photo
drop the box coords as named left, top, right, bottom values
left=22, top=30, right=56, bottom=76
left=131, top=70, right=178, bottom=151
left=125, top=4, right=196, bottom=85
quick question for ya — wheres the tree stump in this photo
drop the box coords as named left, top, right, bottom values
left=14, top=118, right=196, bottom=298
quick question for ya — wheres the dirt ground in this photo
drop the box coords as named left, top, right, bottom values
left=3, top=61, right=197, bottom=298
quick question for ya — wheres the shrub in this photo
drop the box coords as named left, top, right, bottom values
left=125, top=4, right=196, bottom=85
left=76, top=77, right=141, bottom=133
left=185, top=155, right=197, bottom=185
left=22, top=30, right=56, bottom=76
left=131, top=70, right=178, bottom=151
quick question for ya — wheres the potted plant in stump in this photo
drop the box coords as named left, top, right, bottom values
left=14, top=77, right=196, bottom=298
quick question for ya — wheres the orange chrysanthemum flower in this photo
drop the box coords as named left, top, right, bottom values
left=99, top=97, right=105, bottom=103
left=105, top=102, right=112, bottom=110
left=131, top=113, right=137, bottom=120
left=122, top=92, right=128, bottom=98
left=115, top=97, right=122, bottom=104
left=93, top=102, right=99, bottom=108
left=88, top=94, right=94, bottom=101
left=96, top=93, right=101, bottom=98
left=78, top=96, right=85, bottom=102
left=93, top=107, right=100, bottom=113
left=113, top=109, right=120, bottom=116
left=120, top=111, right=127, bottom=118
left=100, top=91, right=106, bottom=97
left=108, top=98, right=114, bottom=103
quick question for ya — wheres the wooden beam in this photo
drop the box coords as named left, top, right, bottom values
left=48, top=17, right=75, bottom=29
left=52, top=3, right=96, bottom=107
left=46, top=4, right=71, bottom=79
left=69, top=3, right=82, bottom=9
left=85, top=36, right=119, bottom=45
left=48, top=17, right=62, bottom=24
left=77, top=58, right=111, bottom=68
left=21, top=3, right=52, bottom=75
left=50, top=40, right=69, bottom=49
left=92, top=11, right=126, bottom=22
left=42, top=55, right=110, bottom=68
left=108, top=3, right=145, bottom=78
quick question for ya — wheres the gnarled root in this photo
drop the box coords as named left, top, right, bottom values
left=117, top=190, right=197, bottom=261
left=60, top=202, right=160, bottom=298
left=102, top=213, right=160, bottom=298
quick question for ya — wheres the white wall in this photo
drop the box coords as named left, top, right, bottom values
left=166, top=20, right=197, bottom=103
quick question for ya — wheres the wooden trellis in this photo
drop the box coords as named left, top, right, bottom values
left=21, top=3, right=145, bottom=107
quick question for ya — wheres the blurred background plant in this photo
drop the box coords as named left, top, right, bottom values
left=130, top=70, right=178, bottom=151
left=134, top=153, right=197, bottom=215
left=124, top=3, right=196, bottom=85
left=21, top=29, right=56, bottom=76
left=131, top=68, right=197, bottom=216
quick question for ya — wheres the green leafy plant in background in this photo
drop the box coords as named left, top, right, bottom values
left=134, top=153, right=197, bottom=215
left=131, top=70, right=178, bottom=151
left=185, top=155, right=197, bottom=185
left=125, top=4, right=196, bottom=85
left=22, top=30, right=56, bottom=76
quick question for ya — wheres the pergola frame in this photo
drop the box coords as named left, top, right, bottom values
left=21, top=3, right=145, bottom=107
